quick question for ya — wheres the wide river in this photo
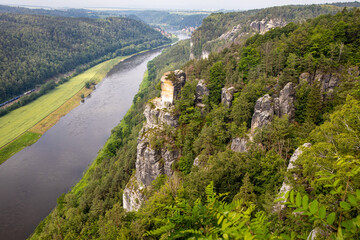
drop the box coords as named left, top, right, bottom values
left=0, top=48, right=165, bottom=240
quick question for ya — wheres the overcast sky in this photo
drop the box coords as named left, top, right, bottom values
left=0, top=0, right=347, bottom=10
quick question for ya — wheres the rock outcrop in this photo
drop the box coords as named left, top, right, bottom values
left=219, top=24, right=242, bottom=41
left=221, top=87, right=236, bottom=108
left=313, top=71, right=340, bottom=99
left=274, top=82, right=296, bottom=121
left=144, top=98, right=179, bottom=128
left=251, top=83, right=297, bottom=133
left=123, top=175, right=145, bottom=212
left=251, top=94, right=274, bottom=133
left=161, top=70, right=186, bottom=105
left=273, top=143, right=311, bottom=212
left=250, top=18, right=287, bottom=35
left=230, top=137, right=248, bottom=153
left=196, top=79, right=209, bottom=108
left=123, top=71, right=185, bottom=212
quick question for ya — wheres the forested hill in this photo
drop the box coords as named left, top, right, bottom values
left=31, top=9, right=360, bottom=239
left=0, top=5, right=100, bottom=18
left=0, top=13, right=170, bottom=102
left=191, top=2, right=360, bottom=58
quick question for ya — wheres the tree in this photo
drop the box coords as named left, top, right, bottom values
left=208, top=61, right=226, bottom=105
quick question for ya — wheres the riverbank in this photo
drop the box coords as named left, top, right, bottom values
left=0, top=46, right=168, bottom=165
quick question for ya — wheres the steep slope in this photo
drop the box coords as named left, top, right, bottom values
left=30, top=8, right=360, bottom=239
left=190, top=3, right=360, bottom=59
left=0, top=13, right=170, bottom=102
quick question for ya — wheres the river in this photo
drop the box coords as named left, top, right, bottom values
left=0, top=48, right=164, bottom=240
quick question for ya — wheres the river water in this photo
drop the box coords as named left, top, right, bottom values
left=0, top=49, right=164, bottom=240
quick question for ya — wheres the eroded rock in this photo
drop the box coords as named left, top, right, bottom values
left=161, top=70, right=186, bottom=105
left=274, top=82, right=296, bottom=121
left=230, top=137, right=248, bottom=152
left=196, top=80, right=209, bottom=103
left=250, top=18, right=287, bottom=34
left=221, top=87, right=236, bottom=108
left=273, top=143, right=311, bottom=212
left=123, top=70, right=185, bottom=212
left=123, top=175, right=145, bottom=212
left=251, top=94, right=274, bottom=133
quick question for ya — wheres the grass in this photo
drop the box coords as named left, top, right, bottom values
left=0, top=56, right=126, bottom=149
left=0, top=44, right=169, bottom=164
left=0, top=131, right=41, bottom=164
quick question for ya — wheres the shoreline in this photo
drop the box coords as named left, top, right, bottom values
left=0, top=45, right=169, bottom=165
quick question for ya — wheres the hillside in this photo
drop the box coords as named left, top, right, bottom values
left=30, top=7, right=360, bottom=240
left=0, top=13, right=170, bottom=102
left=190, top=3, right=360, bottom=59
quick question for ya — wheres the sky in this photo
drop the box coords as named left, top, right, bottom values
left=0, top=0, right=348, bottom=10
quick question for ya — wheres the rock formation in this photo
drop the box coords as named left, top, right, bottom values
left=251, top=83, right=297, bottom=134
left=250, top=18, right=287, bottom=35
left=273, top=143, right=311, bottom=212
left=219, top=24, right=242, bottom=41
left=230, top=137, right=248, bottom=153
left=251, top=94, right=274, bottom=133
left=274, top=82, right=296, bottom=121
left=195, top=79, right=209, bottom=108
left=123, top=71, right=185, bottom=212
left=161, top=70, right=186, bottom=105
left=221, top=87, right=236, bottom=108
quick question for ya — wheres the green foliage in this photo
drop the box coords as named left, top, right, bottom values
left=0, top=12, right=170, bottom=103
left=238, top=46, right=260, bottom=80
left=208, top=61, right=226, bottom=105
left=145, top=182, right=272, bottom=239
left=0, top=131, right=41, bottom=165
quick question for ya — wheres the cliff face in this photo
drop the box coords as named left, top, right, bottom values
left=250, top=18, right=287, bottom=34
left=123, top=70, right=186, bottom=212
left=191, top=17, right=287, bottom=59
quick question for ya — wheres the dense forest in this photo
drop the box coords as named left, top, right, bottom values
left=30, top=6, right=360, bottom=240
left=191, top=3, right=360, bottom=58
left=0, top=13, right=170, bottom=102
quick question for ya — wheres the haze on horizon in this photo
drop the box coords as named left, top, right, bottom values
left=0, top=0, right=349, bottom=10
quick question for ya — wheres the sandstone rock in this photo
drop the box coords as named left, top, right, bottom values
left=221, top=87, right=236, bottom=108
left=201, top=50, right=210, bottom=59
left=219, top=24, right=242, bottom=41
left=250, top=18, right=287, bottom=34
left=274, top=82, right=296, bottom=121
left=196, top=79, right=209, bottom=104
left=299, top=72, right=312, bottom=84
left=251, top=94, right=274, bottom=133
left=135, top=135, right=179, bottom=186
left=123, top=175, right=145, bottom=212
left=144, top=98, right=178, bottom=128
left=273, top=143, right=311, bottom=212
left=123, top=70, right=185, bottom=211
left=230, top=137, right=248, bottom=152
left=161, top=70, right=186, bottom=105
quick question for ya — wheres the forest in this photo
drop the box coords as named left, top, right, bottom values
left=191, top=3, right=360, bottom=58
left=0, top=13, right=170, bottom=102
left=30, top=7, right=360, bottom=239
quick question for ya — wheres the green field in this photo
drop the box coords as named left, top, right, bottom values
left=0, top=132, right=41, bottom=164
left=0, top=56, right=125, bottom=149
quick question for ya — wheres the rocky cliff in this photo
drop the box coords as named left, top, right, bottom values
left=273, top=143, right=311, bottom=212
left=251, top=82, right=296, bottom=134
left=250, top=18, right=287, bottom=34
left=123, top=70, right=186, bottom=212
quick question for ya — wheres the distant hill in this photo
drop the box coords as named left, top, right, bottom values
left=190, top=2, right=360, bottom=59
left=0, top=13, right=170, bottom=102
left=0, top=5, right=100, bottom=18
left=0, top=5, right=209, bottom=30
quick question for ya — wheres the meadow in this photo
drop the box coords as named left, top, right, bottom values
left=0, top=56, right=125, bottom=150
